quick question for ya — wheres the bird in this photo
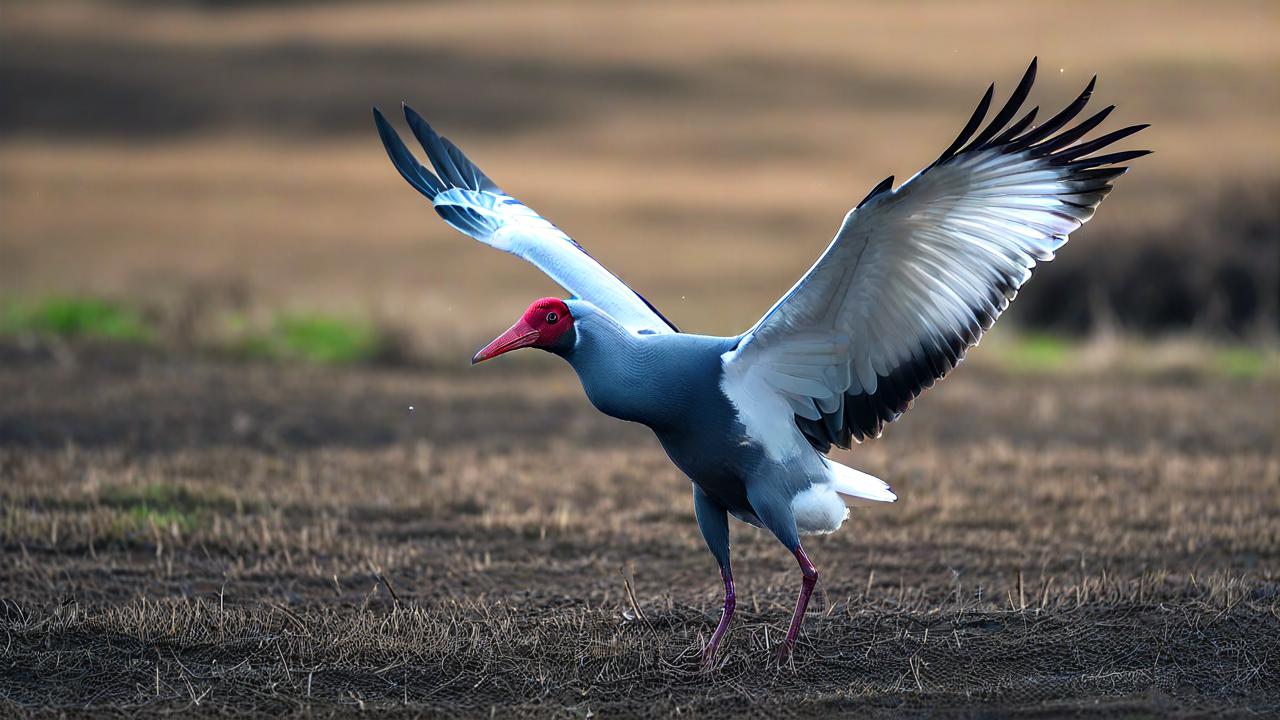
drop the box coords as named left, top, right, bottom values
left=373, top=58, right=1148, bottom=665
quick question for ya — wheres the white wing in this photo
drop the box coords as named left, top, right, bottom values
left=724, top=59, right=1148, bottom=452
left=375, top=106, right=677, bottom=335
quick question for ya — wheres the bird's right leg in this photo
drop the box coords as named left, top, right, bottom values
left=743, top=481, right=811, bottom=661
left=693, top=486, right=734, bottom=668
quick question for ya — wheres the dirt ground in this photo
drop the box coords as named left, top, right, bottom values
left=1, top=341, right=1277, bottom=717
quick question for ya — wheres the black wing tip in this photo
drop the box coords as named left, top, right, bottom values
left=402, top=103, right=433, bottom=132
left=1017, top=58, right=1038, bottom=92
left=402, top=104, right=448, bottom=153
left=935, top=59, right=1054, bottom=167
left=856, top=175, right=895, bottom=209
left=372, top=102, right=446, bottom=199
left=372, top=105, right=395, bottom=133
left=1050, top=125, right=1152, bottom=167
left=1028, top=104, right=1117, bottom=157
left=959, top=61, right=1041, bottom=156
left=372, top=106, right=393, bottom=139
left=930, top=82, right=996, bottom=168
left=403, top=103, right=448, bottom=150
left=999, top=72, right=1151, bottom=167
left=398, top=104, right=501, bottom=194
left=1069, top=148, right=1152, bottom=169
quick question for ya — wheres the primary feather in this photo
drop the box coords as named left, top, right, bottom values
left=374, top=105, right=677, bottom=335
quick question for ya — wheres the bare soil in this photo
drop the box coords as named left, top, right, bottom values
left=2, top=341, right=1277, bottom=717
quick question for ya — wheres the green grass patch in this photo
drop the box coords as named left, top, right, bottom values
left=98, top=482, right=242, bottom=536
left=1213, top=347, right=1274, bottom=380
left=100, top=482, right=241, bottom=513
left=111, top=505, right=202, bottom=535
left=998, top=332, right=1074, bottom=372
left=237, top=313, right=384, bottom=364
left=1, top=297, right=393, bottom=365
left=1, top=297, right=151, bottom=342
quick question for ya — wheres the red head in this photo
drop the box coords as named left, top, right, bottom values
left=471, top=298, right=575, bottom=364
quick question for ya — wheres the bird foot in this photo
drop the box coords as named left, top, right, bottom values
left=700, top=646, right=720, bottom=671
left=772, top=640, right=795, bottom=666
left=700, top=629, right=730, bottom=671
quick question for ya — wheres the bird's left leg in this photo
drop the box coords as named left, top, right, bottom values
left=693, top=486, right=734, bottom=668
left=780, top=544, right=818, bottom=657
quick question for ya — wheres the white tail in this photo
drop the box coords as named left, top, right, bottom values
left=827, top=459, right=897, bottom=503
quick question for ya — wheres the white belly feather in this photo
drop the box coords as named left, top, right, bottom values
left=791, top=484, right=851, bottom=535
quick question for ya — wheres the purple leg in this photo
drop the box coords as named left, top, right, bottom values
left=778, top=545, right=818, bottom=658
left=702, top=568, right=736, bottom=667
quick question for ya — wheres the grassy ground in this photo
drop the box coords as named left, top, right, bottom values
left=3, top=2, right=1278, bottom=715
left=1, top=340, right=1277, bottom=716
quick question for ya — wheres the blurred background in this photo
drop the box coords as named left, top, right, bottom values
left=3, top=0, right=1277, bottom=367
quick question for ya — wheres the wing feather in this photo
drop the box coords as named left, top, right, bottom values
left=723, top=59, right=1149, bottom=454
left=374, top=106, right=677, bottom=334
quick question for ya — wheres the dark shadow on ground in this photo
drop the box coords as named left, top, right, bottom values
left=1, top=340, right=1274, bottom=458
left=0, top=341, right=646, bottom=453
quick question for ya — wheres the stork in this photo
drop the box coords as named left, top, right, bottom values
left=373, top=59, right=1147, bottom=665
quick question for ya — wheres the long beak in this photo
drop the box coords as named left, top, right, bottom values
left=471, top=320, right=540, bottom=364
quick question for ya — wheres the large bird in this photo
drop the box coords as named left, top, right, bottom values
left=374, top=59, right=1147, bottom=665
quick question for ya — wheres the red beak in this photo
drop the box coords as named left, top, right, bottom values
left=471, top=319, right=540, bottom=364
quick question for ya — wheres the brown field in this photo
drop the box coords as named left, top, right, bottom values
left=2, top=342, right=1278, bottom=716
left=3, top=1, right=1280, bottom=717
left=4, top=1, right=1279, bottom=347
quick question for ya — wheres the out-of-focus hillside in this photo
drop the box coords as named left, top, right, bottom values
left=2, top=1, right=1278, bottom=356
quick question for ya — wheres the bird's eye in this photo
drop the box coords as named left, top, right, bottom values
left=545, top=311, right=559, bottom=324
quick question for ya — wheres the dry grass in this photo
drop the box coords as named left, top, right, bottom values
left=6, top=588, right=1275, bottom=717
left=1, top=341, right=1277, bottom=715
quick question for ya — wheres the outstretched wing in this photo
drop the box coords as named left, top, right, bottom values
left=723, top=59, right=1148, bottom=453
left=374, top=105, right=677, bottom=334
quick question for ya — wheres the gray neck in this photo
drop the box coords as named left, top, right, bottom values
left=559, top=302, right=654, bottom=425
left=559, top=301, right=721, bottom=431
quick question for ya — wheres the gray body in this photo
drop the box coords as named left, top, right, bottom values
left=560, top=301, right=817, bottom=569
